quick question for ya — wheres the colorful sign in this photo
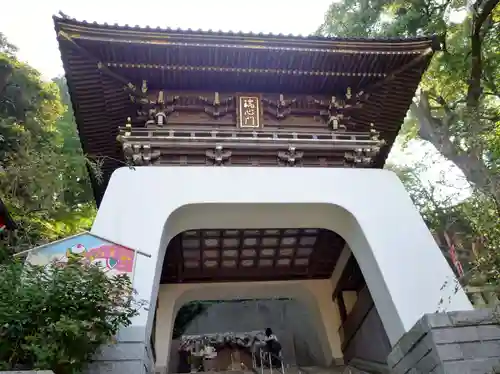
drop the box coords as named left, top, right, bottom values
left=25, top=232, right=136, bottom=279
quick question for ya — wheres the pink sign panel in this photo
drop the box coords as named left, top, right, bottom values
left=25, top=232, right=136, bottom=279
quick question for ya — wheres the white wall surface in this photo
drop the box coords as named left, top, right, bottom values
left=91, top=166, right=472, bottom=348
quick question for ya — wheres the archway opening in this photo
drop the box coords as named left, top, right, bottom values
left=153, top=224, right=392, bottom=372
left=167, top=298, right=325, bottom=373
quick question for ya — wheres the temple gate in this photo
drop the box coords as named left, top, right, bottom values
left=53, top=14, right=473, bottom=374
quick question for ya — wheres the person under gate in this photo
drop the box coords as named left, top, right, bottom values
left=261, top=328, right=282, bottom=368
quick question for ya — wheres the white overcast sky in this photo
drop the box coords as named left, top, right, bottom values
left=0, top=0, right=468, bottom=197
left=1, top=0, right=334, bottom=79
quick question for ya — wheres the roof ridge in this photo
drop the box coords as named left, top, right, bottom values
left=53, top=12, right=439, bottom=44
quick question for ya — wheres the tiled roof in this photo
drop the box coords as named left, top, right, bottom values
left=54, top=13, right=441, bottom=44
left=53, top=14, right=437, bottom=205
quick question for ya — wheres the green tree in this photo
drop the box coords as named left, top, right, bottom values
left=387, top=161, right=500, bottom=286
left=0, top=259, right=142, bottom=374
left=0, top=33, right=96, bottom=258
left=318, top=0, right=500, bottom=208
left=320, top=0, right=500, bottom=288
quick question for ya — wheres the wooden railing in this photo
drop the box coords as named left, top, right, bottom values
left=466, top=285, right=500, bottom=307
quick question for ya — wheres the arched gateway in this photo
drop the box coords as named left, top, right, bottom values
left=54, top=15, right=472, bottom=374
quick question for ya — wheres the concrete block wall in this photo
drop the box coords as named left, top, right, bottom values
left=387, top=309, right=500, bottom=373
left=0, top=372, right=54, bottom=374
left=87, top=326, right=154, bottom=374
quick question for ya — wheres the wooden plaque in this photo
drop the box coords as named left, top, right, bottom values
left=237, top=95, right=262, bottom=129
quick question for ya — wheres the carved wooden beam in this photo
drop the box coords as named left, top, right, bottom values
left=262, top=94, right=297, bottom=120
left=278, top=146, right=304, bottom=166
left=122, top=143, right=161, bottom=166
left=206, top=145, right=232, bottom=165
left=344, top=127, right=385, bottom=167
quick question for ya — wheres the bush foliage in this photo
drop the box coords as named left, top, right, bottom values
left=0, top=258, right=143, bottom=374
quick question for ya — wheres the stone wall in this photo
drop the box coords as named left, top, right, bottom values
left=87, top=326, right=154, bottom=374
left=182, top=299, right=324, bottom=366
left=0, top=372, right=54, bottom=374
left=388, top=309, right=500, bottom=373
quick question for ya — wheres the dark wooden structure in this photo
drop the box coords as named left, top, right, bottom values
left=53, top=15, right=440, bottom=205
left=161, top=228, right=344, bottom=283
left=0, top=198, right=16, bottom=233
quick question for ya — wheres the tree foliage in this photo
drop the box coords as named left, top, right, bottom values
left=387, top=161, right=500, bottom=286
left=319, top=0, right=500, bottom=287
left=318, top=0, right=500, bottom=207
left=0, top=259, right=142, bottom=374
left=172, top=301, right=211, bottom=339
left=0, top=32, right=96, bottom=259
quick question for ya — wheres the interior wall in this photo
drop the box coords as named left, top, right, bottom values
left=343, top=306, right=392, bottom=364
left=178, top=298, right=325, bottom=366
left=339, top=286, right=392, bottom=364
left=154, top=279, right=342, bottom=374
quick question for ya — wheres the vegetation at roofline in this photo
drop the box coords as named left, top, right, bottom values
left=0, top=257, right=144, bottom=374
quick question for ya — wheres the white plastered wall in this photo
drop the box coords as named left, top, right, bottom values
left=91, top=167, right=473, bottom=368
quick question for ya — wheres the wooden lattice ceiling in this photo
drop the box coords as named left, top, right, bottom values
left=161, top=228, right=345, bottom=283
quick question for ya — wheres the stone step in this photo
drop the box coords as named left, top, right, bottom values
left=253, top=363, right=379, bottom=374
left=297, top=365, right=372, bottom=374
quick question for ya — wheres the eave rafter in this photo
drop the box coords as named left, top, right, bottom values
left=105, top=62, right=388, bottom=78
left=57, top=30, right=146, bottom=100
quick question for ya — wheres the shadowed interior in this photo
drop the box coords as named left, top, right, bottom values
left=160, top=228, right=345, bottom=283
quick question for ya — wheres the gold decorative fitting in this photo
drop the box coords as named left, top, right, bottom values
left=155, top=112, right=167, bottom=126
left=97, top=61, right=103, bottom=69
left=158, top=91, right=165, bottom=104
left=124, top=117, right=132, bottom=136
left=141, top=80, right=148, bottom=94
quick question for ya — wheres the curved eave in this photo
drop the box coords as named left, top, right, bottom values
left=53, top=14, right=442, bottom=51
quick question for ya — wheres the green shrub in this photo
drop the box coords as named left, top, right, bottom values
left=0, top=258, right=144, bottom=374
